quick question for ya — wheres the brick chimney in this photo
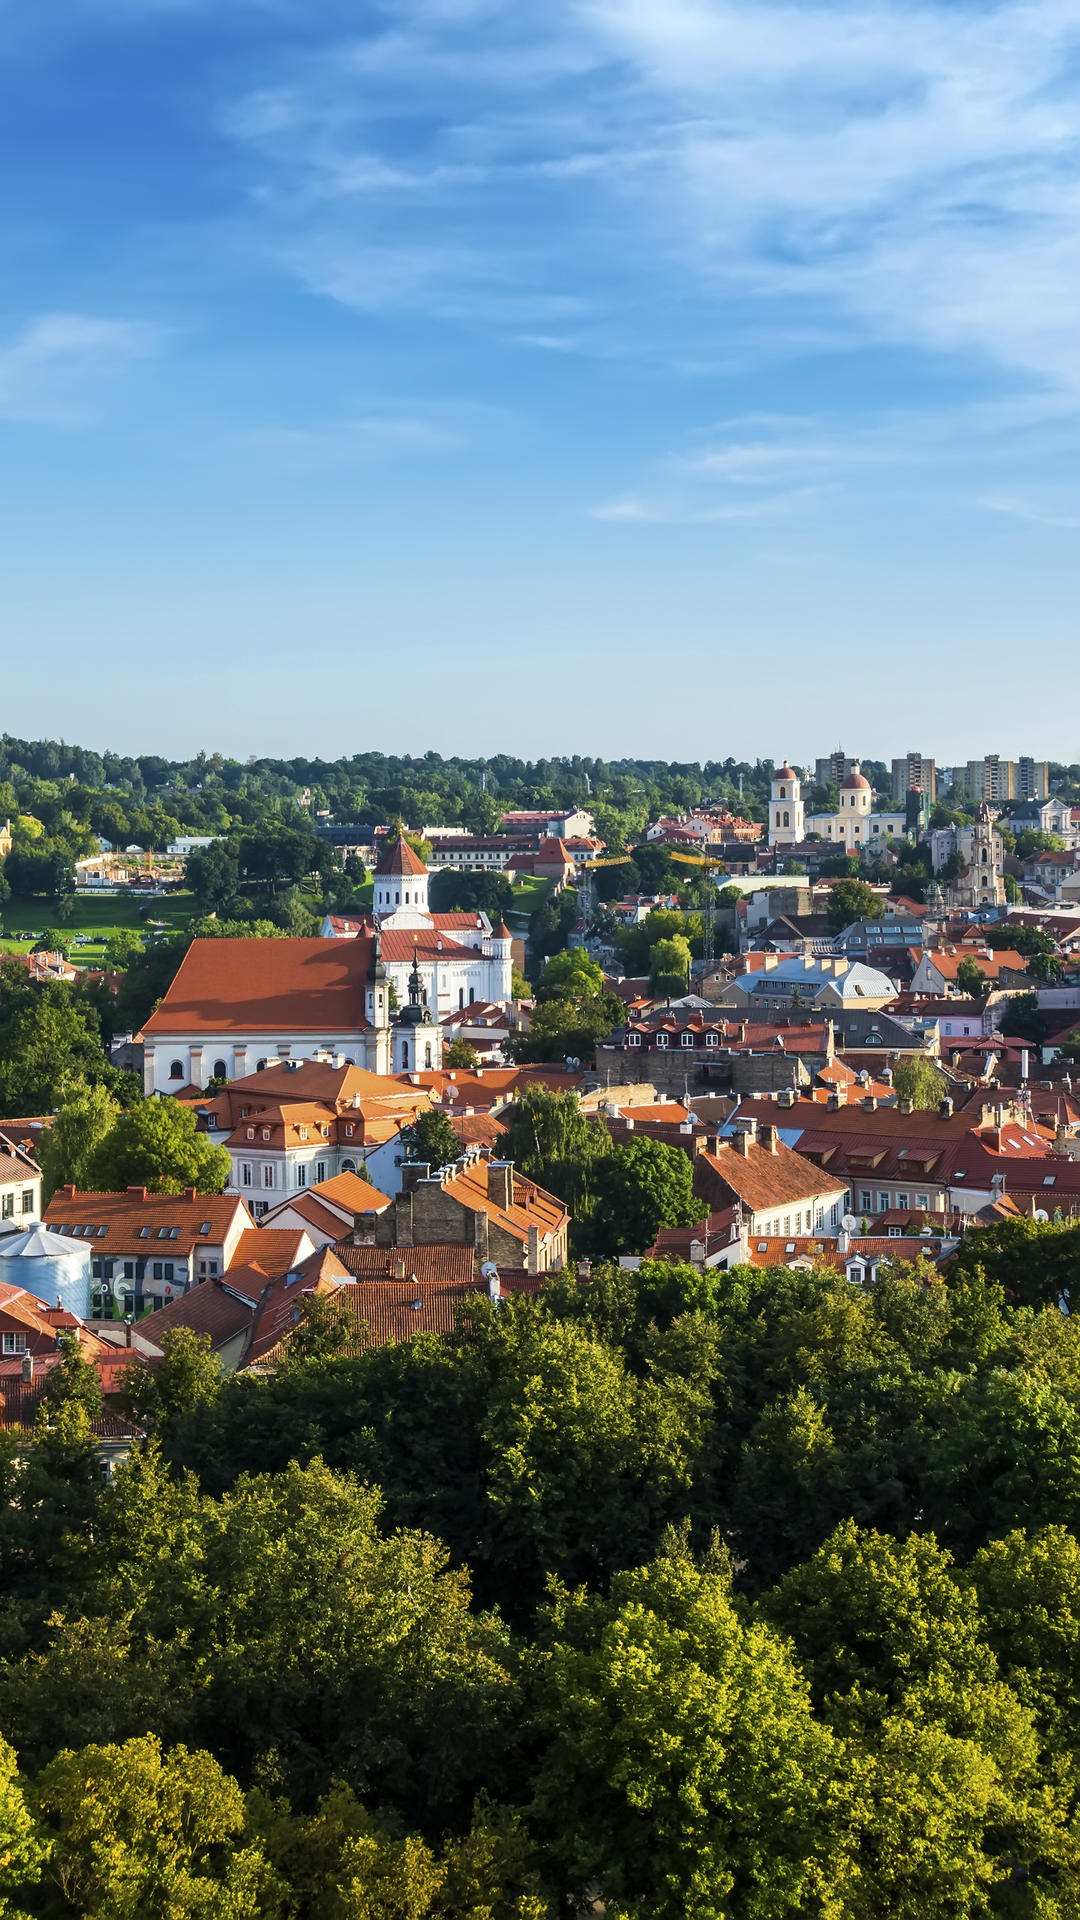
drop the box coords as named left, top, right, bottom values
left=126, top=1186, right=148, bottom=1201
left=352, top=1210, right=378, bottom=1246
left=487, top=1161, right=515, bottom=1211
left=732, top=1120, right=757, bottom=1156
left=760, top=1124, right=779, bottom=1155
left=527, top=1222, right=540, bottom=1274
left=184, top=1186, right=197, bottom=1202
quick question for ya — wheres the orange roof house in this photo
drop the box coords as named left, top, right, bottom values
left=364, top=1148, right=569, bottom=1274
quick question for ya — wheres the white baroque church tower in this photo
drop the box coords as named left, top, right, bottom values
left=769, top=763, right=805, bottom=848
left=323, top=832, right=514, bottom=1016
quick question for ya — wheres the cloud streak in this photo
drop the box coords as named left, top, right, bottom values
left=0, top=314, right=163, bottom=422
left=214, top=0, right=1080, bottom=404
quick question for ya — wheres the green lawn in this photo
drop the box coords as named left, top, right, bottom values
left=507, top=875, right=552, bottom=930
left=0, top=892, right=200, bottom=967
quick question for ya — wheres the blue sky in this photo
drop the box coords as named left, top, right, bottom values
left=5, top=0, right=1080, bottom=762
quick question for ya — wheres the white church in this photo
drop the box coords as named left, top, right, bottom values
left=322, top=833, right=514, bottom=1016
left=769, top=762, right=907, bottom=851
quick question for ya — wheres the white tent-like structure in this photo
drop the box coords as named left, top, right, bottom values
left=0, top=1224, right=92, bottom=1320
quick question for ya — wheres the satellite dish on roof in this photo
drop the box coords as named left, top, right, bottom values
left=1034, top=1209, right=1050, bottom=1222
left=841, top=1213, right=858, bottom=1232
left=480, top=1261, right=499, bottom=1281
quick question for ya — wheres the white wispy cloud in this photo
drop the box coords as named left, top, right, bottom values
left=0, top=314, right=163, bottom=422
left=210, top=0, right=1080, bottom=391
left=244, top=412, right=459, bottom=465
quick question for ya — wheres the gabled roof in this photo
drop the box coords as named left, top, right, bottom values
left=227, top=1227, right=314, bottom=1277
left=439, top=1160, right=568, bottom=1247
left=696, top=1139, right=847, bottom=1213
left=141, top=937, right=375, bottom=1037
left=142, top=1276, right=262, bottom=1349
left=44, top=1189, right=251, bottom=1255
left=378, top=930, right=477, bottom=962
left=242, top=1246, right=352, bottom=1366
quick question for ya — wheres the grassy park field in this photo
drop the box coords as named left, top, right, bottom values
left=0, top=893, right=201, bottom=966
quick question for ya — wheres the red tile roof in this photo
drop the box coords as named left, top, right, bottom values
left=242, top=1247, right=352, bottom=1365
left=696, top=1139, right=847, bottom=1213
left=439, top=1159, right=568, bottom=1248
left=378, top=930, right=476, bottom=963
left=45, top=1188, right=251, bottom=1255
left=227, top=1227, right=314, bottom=1277
left=249, top=1259, right=545, bottom=1360
left=142, top=1276, right=262, bottom=1348
left=141, top=937, right=375, bottom=1037
left=375, top=833, right=428, bottom=878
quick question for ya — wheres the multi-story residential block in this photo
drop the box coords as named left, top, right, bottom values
left=966, top=756, right=1016, bottom=804
left=890, top=752, right=936, bottom=804
left=814, top=750, right=857, bottom=789
left=1018, top=757, right=1050, bottom=802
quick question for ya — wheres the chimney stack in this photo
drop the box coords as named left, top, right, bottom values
left=21, top=1352, right=33, bottom=1383
left=487, top=1160, right=515, bottom=1212
left=760, top=1124, right=779, bottom=1155
left=939, top=1097, right=954, bottom=1119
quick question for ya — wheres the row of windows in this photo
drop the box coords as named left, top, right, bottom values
left=0, top=1190, right=35, bottom=1219
left=56, top=1222, right=205, bottom=1241
left=757, top=1202, right=840, bottom=1236
left=627, top=1030, right=722, bottom=1048
left=857, top=1190, right=932, bottom=1213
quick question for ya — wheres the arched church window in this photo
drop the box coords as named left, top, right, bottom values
left=425, top=1043, right=433, bottom=1068
left=213, top=1060, right=227, bottom=1081
left=982, top=848, right=988, bottom=863
left=779, top=786, right=787, bottom=799
left=783, top=811, right=789, bottom=827
left=401, top=1043, right=409, bottom=1069
left=340, top=1159, right=356, bottom=1175
left=169, top=1060, right=184, bottom=1080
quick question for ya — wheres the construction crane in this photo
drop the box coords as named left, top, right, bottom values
left=666, top=848, right=732, bottom=973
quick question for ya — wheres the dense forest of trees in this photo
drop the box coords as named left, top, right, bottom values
left=5, top=1233, right=1080, bottom=1914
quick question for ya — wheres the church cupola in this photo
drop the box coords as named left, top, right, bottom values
left=769, top=761, right=805, bottom=849
left=373, top=831, right=430, bottom=919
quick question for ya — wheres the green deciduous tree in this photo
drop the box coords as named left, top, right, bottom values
left=826, top=878, right=884, bottom=932
left=501, top=1087, right=610, bottom=1220
left=85, top=1097, right=231, bottom=1195
left=649, top=934, right=692, bottom=996
left=0, top=1734, right=46, bottom=1915
left=38, top=1083, right=122, bottom=1202
left=33, top=1735, right=276, bottom=1920
left=892, top=1055, right=948, bottom=1108
left=955, top=956, right=989, bottom=999
left=586, top=1137, right=700, bottom=1257
left=401, top=1107, right=461, bottom=1172
left=531, top=1548, right=845, bottom=1920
